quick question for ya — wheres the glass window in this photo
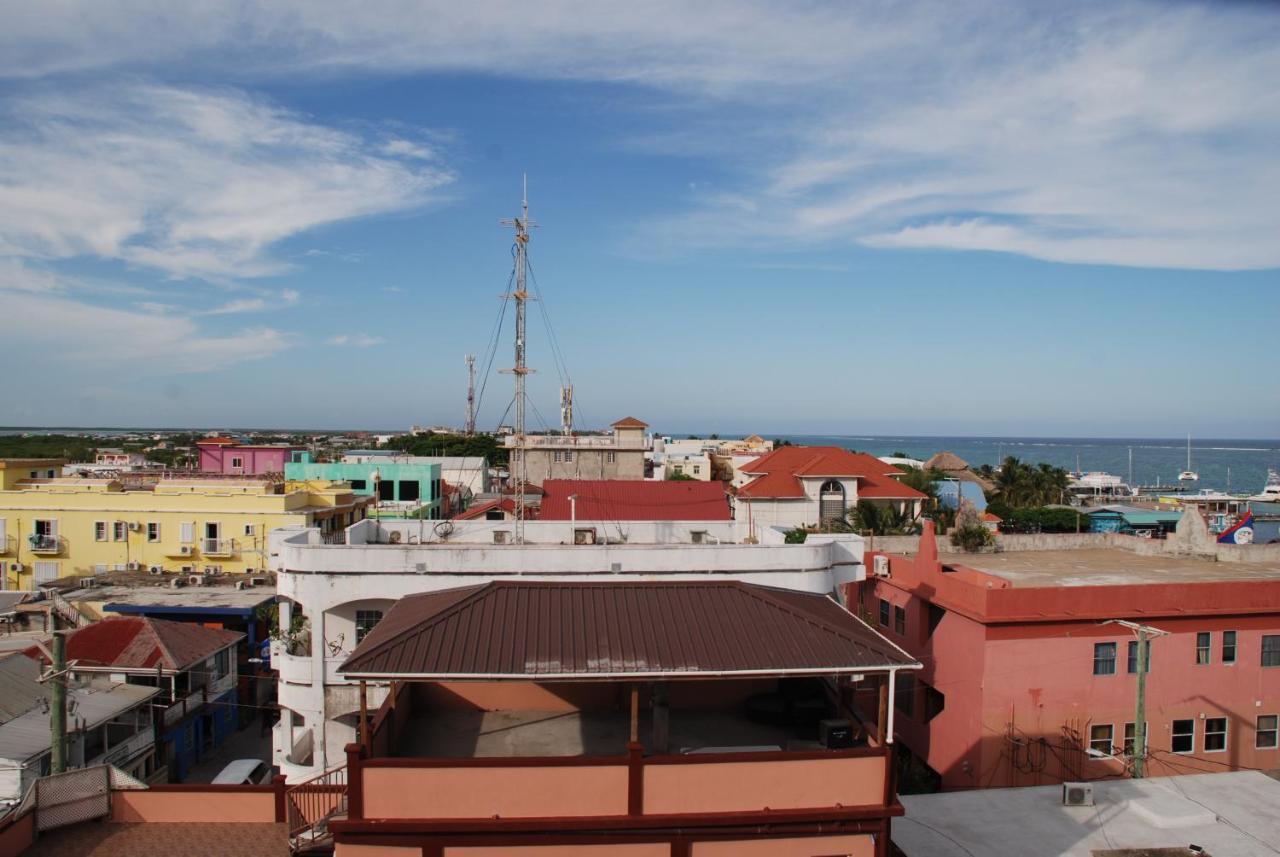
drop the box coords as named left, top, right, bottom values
left=1093, top=642, right=1117, bottom=676
left=1123, top=722, right=1148, bottom=757
left=894, top=605, right=906, bottom=636
left=1127, top=640, right=1151, bottom=674
left=231, top=456, right=243, bottom=468
left=1222, top=631, right=1237, bottom=664
left=214, top=649, right=229, bottom=679
left=350, top=479, right=367, bottom=490
left=1263, top=636, right=1280, bottom=667
left=1172, top=719, right=1195, bottom=753
left=1196, top=631, right=1211, bottom=665
left=878, top=598, right=890, bottom=627
left=112, top=521, right=127, bottom=541
left=1256, top=715, right=1278, bottom=750
left=1204, top=717, right=1227, bottom=752
left=1089, top=724, right=1114, bottom=755
left=94, top=521, right=108, bottom=542
left=553, top=451, right=562, bottom=462
left=355, top=610, right=383, bottom=644
left=398, top=480, right=420, bottom=502
left=147, top=522, right=161, bottom=543
left=564, top=450, right=573, bottom=462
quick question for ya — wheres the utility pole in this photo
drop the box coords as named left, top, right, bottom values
left=51, top=630, right=67, bottom=774
left=464, top=354, right=476, bottom=436
left=500, top=177, right=536, bottom=543
left=1103, top=619, right=1169, bottom=778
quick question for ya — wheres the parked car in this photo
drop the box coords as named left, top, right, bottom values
left=211, top=759, right=273, bottom=785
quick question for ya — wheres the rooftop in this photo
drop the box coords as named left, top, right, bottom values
left=940, top=548, right=1280, bottom=587
left=35, top=616, right=243, bottom=671
left=895, top=771, right=1280, bottom=857
left=340, top=580, right=917, bottom=680
left=539, top=479, right=731, bottom=521
left=737, top=446, right=928, bottom=501
left=59, top=582, right=275, bottom=613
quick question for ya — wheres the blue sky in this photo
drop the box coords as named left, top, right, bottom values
left=0, top=1, right=1277, bottom=437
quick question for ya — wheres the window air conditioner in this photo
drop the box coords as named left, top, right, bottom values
left=873, top=555, right=891, bottom=577
left=126, top=561, right=141, bottom=572
left=9, top=563, right=23, bottom=573
left=148, top=566, right=163, bottom=575
left=179, top=545, right=193, bottom=556
left=1062, top=782, right=1094, bottom=807
left=127, top=522, right=140, bottom=532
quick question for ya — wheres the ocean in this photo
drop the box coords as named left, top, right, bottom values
left=771, top=435, right=1280, bottom=496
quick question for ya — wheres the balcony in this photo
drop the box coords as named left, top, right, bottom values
left=164, top=543, right=196, bottom=558
left=91, top=726, right=155, bottom=769
left=28, top=534, right=64, bottom=554
left=0, top=535, right=14, bottom=556
left=202, top=538, right=237, bottom=557
left=160, top=673, right=238, bottom=728
left=273, top=647, right=314, bottom=685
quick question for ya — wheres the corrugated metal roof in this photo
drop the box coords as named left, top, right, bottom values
left=340, top=581, right=919, bottom=680
left=539, top=480, right=732, bottom=521
left=31, top=617, right=243, bottom=671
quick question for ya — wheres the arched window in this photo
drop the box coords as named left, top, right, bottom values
left=819, top=480, right=846, bottom=523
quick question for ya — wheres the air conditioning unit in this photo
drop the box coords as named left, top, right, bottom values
left=189, top=574, right=206, bottom=587
left=126, top=561, right=141, bottom=572
left=127, top=523, right=140, bottom=532
left=179, top=565, right=194, bottom=574
left=1062, top=782, right=1094, bottom=807
left=148, top=565, right=164, bottom=575
left=9, top=563, right=23, bottom=573
left=873, top=555, right=891, bottom=578
left=203, top=565, right=221, bottom=575
left=235, top=579, right=253, bottom=590
left=691, top=530, right=706, bottom=545
left=493, top=531, right=509, bottom=545
left=170, top=577, right=186, bottom=589
left=178, top=545, right=193, bottom=556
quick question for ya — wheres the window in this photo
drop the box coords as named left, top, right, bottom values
left=180, top=521, right=195, bottom=544
left=1196, top=631, right=1211, bottom=665
left=1204, top=717, right=1227, bottom=752
left=112, top=521, right=127, bottom=542
left=213, top=649, right=229, bottom=679
left=894, top=672, right=916, bottom=717
left=378, top=480, right=394, bottom=502
left=350, top=479, right=367, bottom=490
left=243, top=524, right=254, bottom=537
left=33, top=561, right=59, bottom=585
left=894, top=605, right=906, bottom=636
left=1256, top=715, right=1278, bottom=750
left=1171, top=719, right=1195, bottom=753
left=399, top=481, right=420, bottom=502
left=1127, top=640, right=1151, bottom=674
left=94, top=521, right=109, bottom=542
left=1263, top=635, right=1280, bottom=667
left=692, top=465, right=701, bottom=475
left=1089, top=724, right=1114, bottom=756
left=1123, top=722, right=1148, bottom=757
left=553, top=451, right=562, bottom=462
left=878, top=598, right=891, bottom=627
left=147, top=523, right=161, bottom=543
left=564, top=450, right=573, bottom=462
left=1093, top=642, right=1117, bottom=676
left=818, top=480, right=846, bottom=524
left=607, top=451, right=616, bottom=463
left=1222, top=630, right=1237, bottom=664
left=355, top=610, right=383, bottom=644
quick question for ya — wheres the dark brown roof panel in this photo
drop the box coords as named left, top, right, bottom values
left=340, top=581, right=917, bottom=680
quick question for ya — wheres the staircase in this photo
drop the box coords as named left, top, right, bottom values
left=285, top=763, right=347, bottom=853
left=46, top=590, right=90, bottom=629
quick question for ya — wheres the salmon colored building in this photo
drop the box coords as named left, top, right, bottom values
left=859, top=523, right=1280, bottom=790
left=314, top=579, right=920, bottom=857
left=197, top=437, right=302, bottom=476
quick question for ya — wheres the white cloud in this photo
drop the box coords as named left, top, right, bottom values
left=327, top=334, right=385, bottom=347
left=0, top=288, right=292, bottom=373
left=281, top=288, right=300, bottom=304
left=202, top=298, right=268, bottom=315
left=0, top=82, right=452, bottom=281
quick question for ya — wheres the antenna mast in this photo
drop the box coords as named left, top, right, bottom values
left=464, top=354, right=476, bottom=436
left=560, top=385, right=573, bottom=436
left=500, top=176, right=536, bottom=542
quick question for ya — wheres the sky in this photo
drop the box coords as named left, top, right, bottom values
left=0, top=1, right=1277, bottom=438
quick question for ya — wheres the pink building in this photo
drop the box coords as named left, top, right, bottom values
left=858, top=523, right=1280, bottom=790
left=196, top=437, right=301, bottom=476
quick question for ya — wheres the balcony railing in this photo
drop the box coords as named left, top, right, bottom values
left=91, top=727, right=155, bottom=769
left=505, top=434, right=651, bottom=450
left=28, top=534, right=64, bottom=554
left=0, top=535, right=14, bottom=556
left=202, top=538, right=237, bottom=556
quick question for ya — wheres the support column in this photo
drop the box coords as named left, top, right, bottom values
left=876, top=677, right=888, bottom=746
left=651, top=682, right=669, bottom=755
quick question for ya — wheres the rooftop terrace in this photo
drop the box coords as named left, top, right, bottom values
left=941, top=548, right=1280, bottom=587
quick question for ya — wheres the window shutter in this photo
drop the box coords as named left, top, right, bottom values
left=0, top=518, right=6, bottom=542
left=180, top=521, right=195, bottom=543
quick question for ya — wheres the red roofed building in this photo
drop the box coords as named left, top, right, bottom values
left=540, top=479, right=731, bottom=521
left=736, top=446, right=927, bottom=534
left=30, top=616, right=244, bottom=782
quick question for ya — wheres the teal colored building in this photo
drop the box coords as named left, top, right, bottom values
left=286, top=452, right=443, bottom=518
left=1086, top=504, right=1181, bottom=536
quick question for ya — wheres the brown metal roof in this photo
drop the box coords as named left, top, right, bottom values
left=339, top=581, right=918, bottom=680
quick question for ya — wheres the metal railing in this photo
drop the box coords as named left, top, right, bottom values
left=91, top=728, right=155, bottom=769
left=320, top=531, right=347, bottom=545
left=202, top=538, right=237, bottom=555
left=286, top=762, right=347, bottom=852
left=28, top=534, right=63, bottom=553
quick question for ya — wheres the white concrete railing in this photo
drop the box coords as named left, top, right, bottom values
left=273, top=647, right=314, bottom=685
left=91, top=726, right=155, bottom=769
left=505, top=434, right=651, bottom=450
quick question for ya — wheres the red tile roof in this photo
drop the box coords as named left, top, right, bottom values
left=540, top=479, right=731, bottom=521
left=452, top=498, right=519, bottom=521
left=610, top=416, right=649, bottom=429
left=737, top=446, right=927, bottom=501
left=339, top=580, right=918, bottom=680
left=29, top=617, right=242, bottom=671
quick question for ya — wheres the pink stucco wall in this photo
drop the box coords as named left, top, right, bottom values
left=445, top=846, right=668, bottom=856
left=361, top=764, right=630, bottom=819
left=198, top=443, right=296, bottom=475
left=641, top=754, right=886, bottom=815
left=692, top=834, right=875, bottom=857
left=110, top=788, right=276, bottom=822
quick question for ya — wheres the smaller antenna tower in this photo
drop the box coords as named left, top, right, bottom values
left=464, top=354, right=476, bottom=436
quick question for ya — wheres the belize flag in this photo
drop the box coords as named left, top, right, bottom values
left=1218, top=508, right=1255, bottom=544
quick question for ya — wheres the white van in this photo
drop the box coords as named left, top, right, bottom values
left=211, top=759, right=273, bottom=785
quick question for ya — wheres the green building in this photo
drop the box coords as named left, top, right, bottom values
left=286, top=452, right=443, bottom=518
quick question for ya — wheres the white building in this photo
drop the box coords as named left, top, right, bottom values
left=267, top=517, right=868, bottom=781
left=659, top=451, right=713, bottom=481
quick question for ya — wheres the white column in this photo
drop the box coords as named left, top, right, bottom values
left=886, top=670, right=896, bottom=745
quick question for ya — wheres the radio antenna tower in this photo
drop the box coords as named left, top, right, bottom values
left=560, top=385, right=573, bottom=436
left=464, top=354, right=476, bottom=436
left=500, top=176, right=536, bottom=542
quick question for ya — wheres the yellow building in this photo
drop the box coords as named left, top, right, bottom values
left=0, top=459, right=370, bottom=589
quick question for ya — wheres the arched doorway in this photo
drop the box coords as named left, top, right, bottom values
left=819, top=480, right=846, bottom=524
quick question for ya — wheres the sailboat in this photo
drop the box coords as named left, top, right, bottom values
left=1178, top=434, right=1199, bottom=482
